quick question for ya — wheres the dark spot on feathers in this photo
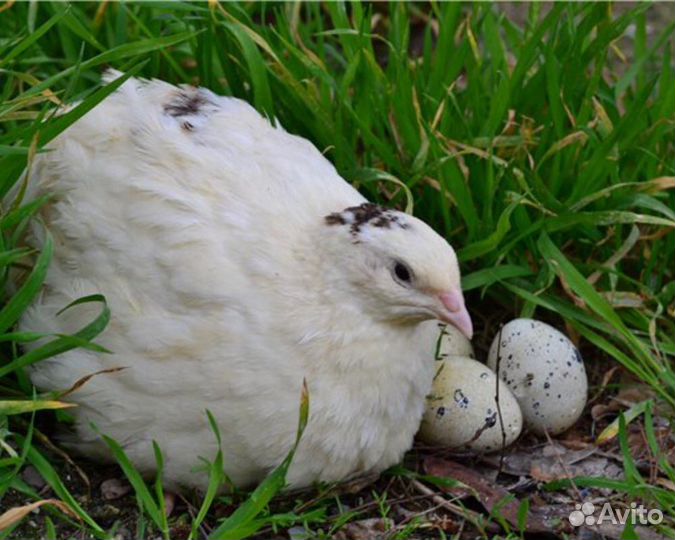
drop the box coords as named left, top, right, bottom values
left=324, top=213, right=346, bottom=226
left=324, top=203, right=410, bottom=236
left=436, top=406, right=446, bottom=418
left=164, top=90, right=214, bottom=117
left=374, top=215, right=407, bottom=229
left=182, top=121, right=194, bottom=131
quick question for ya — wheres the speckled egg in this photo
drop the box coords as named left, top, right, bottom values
left=486, top=318, right=587, bottom=435
left=436, top=323, right=475, bottom=359
left=418, top=356, right=523, bottom=452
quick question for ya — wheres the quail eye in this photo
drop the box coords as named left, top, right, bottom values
left=393, top=261, right=412, bottom=284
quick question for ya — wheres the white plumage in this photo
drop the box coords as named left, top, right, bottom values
left=16, top=74, right=472, bottom=490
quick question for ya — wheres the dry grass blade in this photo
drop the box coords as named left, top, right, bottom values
left=410, top=479, right=490, bottom=536
left=0, top=499, right=77, bottom=531
left=48, top=366, right=126, bottom=400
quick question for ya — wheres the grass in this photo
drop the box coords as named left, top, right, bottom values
left=0, top=1, right=674, bottom=538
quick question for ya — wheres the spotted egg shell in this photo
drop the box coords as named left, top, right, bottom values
left=436, top=323, right=475, bottom=359
left=418, top=356, right=523, bottom=452
left=486, top=318, right=587, bottom=435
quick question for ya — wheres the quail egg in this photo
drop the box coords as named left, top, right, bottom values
left=487, top=318, right=587, bottom=435
left=436, top=323, right=475, bottom=359
left=418, top=356, right=523, bottom=452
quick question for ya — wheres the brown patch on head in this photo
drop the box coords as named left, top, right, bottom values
left=373, top=214, right=408, bottom=229
left=324, top=213, right=347, bottom=226
left=324, top=202, right=410, bottom=237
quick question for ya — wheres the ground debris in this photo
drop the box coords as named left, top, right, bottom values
left=481, top=442, right=624, bottom=483
left=424, top=455, right=572, bottom=535
left=332, top=517, right=394, bottom=540
left=21, top=466, right=47, bottom=491
left=100, top=478, right=131, bottom=500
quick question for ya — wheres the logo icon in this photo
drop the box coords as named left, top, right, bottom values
left=569, top=502, right=596, bottom=526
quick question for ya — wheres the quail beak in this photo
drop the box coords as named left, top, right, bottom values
left=437, top=289, right=473, bottom=340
